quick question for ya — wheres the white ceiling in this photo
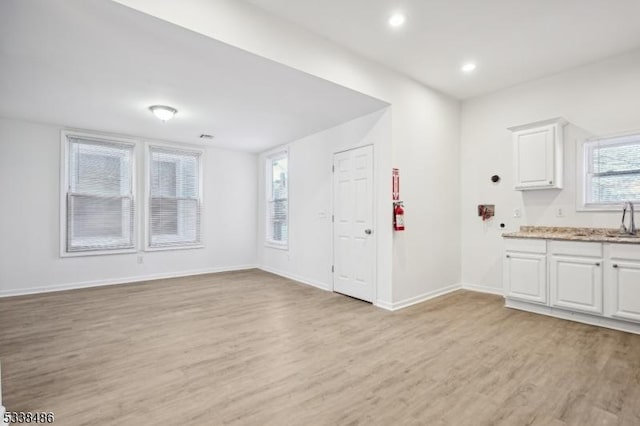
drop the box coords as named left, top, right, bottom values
left=246, top=0, right=640, bottom=99
left=0, top=0, right=387, bottom=152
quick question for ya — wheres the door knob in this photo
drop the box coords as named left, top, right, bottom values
left=364, top=229, right=373, bottom=235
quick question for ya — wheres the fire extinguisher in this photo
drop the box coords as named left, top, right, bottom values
left=394, top=202, right=405, bottom=231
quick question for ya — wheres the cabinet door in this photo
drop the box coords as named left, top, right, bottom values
left=504, top=252, right=547, bottom=304
left=550, top=255, right=603, bottom=314
left=608, top=261, right=640, bottom=322
left=513, top=125, right=556, bottom=189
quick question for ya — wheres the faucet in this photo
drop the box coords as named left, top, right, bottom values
left=621, top=201, right=636, bottom=235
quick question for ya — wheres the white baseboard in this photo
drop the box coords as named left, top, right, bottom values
left=0, top=264, right=257, bottom=298
left=375, top=284, right=462, bottom=311
left=373, top=299, right=394, bottom=310
left=258, top=266, right=330, bottom=292
left=461, top=282, right=504, bottom=296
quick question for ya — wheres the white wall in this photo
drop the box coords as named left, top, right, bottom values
left=257, top=109, right=393, bottom=305
left=115, top=0, right=463, bottom=305
left=460, top=49, right=640, bottom=293
left=0, top=117, right=257, bottom=295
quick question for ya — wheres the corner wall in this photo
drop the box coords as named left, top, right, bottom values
left=460, top=49, right=640, bottom=293
left=0, top=117, right=258, bottom=295
left=257, top=109, right=393, bottom=306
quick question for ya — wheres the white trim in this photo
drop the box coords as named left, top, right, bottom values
left=258, top=266, right=330, bottom=291
left=264, top=241, right=288, bottom=251
left=265, top=149, right=289, bottom=249
left=144, top=244, right=204, bottom=252
left=374, top=284, right=462, bottom=311
left=373, top=299, right=394, bottom=311
left=144, top=143, right=205, bottom=251
left=576, top=132, right=640, bottom=212
left=331, top=144, right=377, bottom=302
left=60, top=130, right=138, bottom=257
left=0, top=265, right=257, bottom=298
left=461, top=283, right=505, bottom=296
left=505, top=298, right=640, bottom=335
left=59, top=248, right=138, bottom=257
left=507, top=117, right=567, bottom=133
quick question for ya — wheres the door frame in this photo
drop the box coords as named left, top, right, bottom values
left=331, top=144, right=377, bottom=303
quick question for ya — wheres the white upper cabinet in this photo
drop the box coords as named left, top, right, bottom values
left=509, top=117, right=567, bottom=190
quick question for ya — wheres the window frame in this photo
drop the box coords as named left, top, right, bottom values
left=144, top=143, right=205, bottom=252
left=265, top=149, right=289, bottom=250
left=577, top=131, right=640, bottom=211
left=59, top=130, right=138, bottom=257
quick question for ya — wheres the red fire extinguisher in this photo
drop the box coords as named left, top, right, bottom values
left=394, top=202, right=405, bottom=231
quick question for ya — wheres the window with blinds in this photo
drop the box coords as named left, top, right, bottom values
left=65, top=135, right=135, bottom=253
left=584, top=133, right=640, bottom=207
left=148, top=146, right=202, bottom=249
left=266, top=152, right=288, bottom=247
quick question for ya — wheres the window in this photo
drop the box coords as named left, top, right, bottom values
left=582, top=133, right=640, bottom=209
left=63, top=133, right=135, bottom=254
left=266, top=151, right=288, bottom=247
left=147, top=146, right=202, bottom=249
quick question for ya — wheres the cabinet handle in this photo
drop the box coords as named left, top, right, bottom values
left=549, top=181, right=553, bottom=184
left=613, top=264, right=618, bottom=268
left=595, top=262, right=600, bottom=266
left=506, top=254, right=511, bottom=258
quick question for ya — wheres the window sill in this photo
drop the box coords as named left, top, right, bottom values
left=576, top=204, right=629, bottom=212
left=265, top=242, right=288, bottom=251
left=60, top=248, right=137, bottom=258
left=144, top=244, right=204, bottom=252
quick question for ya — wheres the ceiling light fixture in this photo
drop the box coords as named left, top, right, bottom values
left=149, top=105, right=178, bottom=121
left=461, top=63, right=477, bottom=73
left=388, top=13, right=406, bottom=28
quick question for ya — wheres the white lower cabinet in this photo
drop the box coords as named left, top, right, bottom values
left=504, top=239, right=547, bottom=304
left=504, top=239, right=640, bottom=333
left=549, top=255, right=603, bottom=314
left=505, top=253, right=547, bottom=304
left=607, top=244, right=640, bottom=323
left=548, top=241, right=603, bottom=315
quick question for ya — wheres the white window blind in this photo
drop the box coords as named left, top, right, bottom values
left=66, top=136, right=135, bottom=253
left=148, top=146, right=202, bottom=248
left=266, top=152, right=288, bottom=246
left=584, top=134, right=640, bottom=207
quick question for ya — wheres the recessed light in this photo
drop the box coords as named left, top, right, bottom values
left=461, top=63, right=477, bottom=73
left=388, top=13, right=406, bottom=28
left=149, top=105, right=177, bottom=121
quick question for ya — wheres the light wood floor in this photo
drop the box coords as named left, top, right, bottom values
left=1, top=270, right=639, bottom=425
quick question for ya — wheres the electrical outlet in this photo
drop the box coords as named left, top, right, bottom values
left=513, top=208, right=521, bottom=218
left=137, top=255, right=144, bottom=264
left=556, top=208, right=565, bottom=217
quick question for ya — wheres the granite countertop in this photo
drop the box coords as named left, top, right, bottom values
left=502, top=226, right=640, bottom=244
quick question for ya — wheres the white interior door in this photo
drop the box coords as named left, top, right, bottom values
left=332, top=145, right=374, bottom=302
